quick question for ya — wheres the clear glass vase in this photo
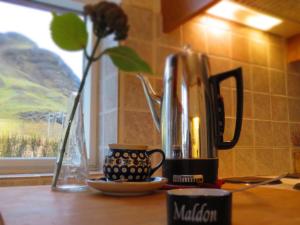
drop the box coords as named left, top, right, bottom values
left=52, top=96, right=89, bottom=192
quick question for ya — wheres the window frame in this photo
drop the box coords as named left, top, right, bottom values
left=0, top=0, right=99, bottom=174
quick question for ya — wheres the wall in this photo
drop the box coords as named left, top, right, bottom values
left=102, top=0, right=300, bottom=178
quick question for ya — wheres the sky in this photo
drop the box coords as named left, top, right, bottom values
left=0, top=1, right=83, bottom=79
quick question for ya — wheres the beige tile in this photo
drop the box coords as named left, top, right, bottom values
left=155, top=46, right=179, bottom=76
left=243, top=91, right=253, bottom=119
left=231, top=61, right=252, bottom=90
left=182, top=21, right=206, bottom=53
left=123, top=39, right=154, bottom=69
left=207, top=27, right=230, bottom=57
left=151, top=150, right=163, bottom=177
left=232, top=34, right=250, bottom=62
left=123, top=5, right=153, bottom=41
left=273, top=148, right=292, bottom=174
left=237, top=119, right=254, bottom=147
left=288, top=98, right=300, bottom=122
left=255, top=148, right=274, bottom=175
left=254, top=121, right=273, bottom=147
left=154, top=128, right=161, bottom=146
left=253, top=94, right=271, bottom=120
left=250, top=40, right=268, bottom=66
left=224, top=118, right=234, bottom=141
left=154, top=78, right=163, bottom=96
left=270, top=70, right=286, bottom=95
left=290, top=124, right=300, bottom=147
left=248, top=29, right=269, bottom=43
left=218, top=150, right=234, bottom=178
left=268, top=34, right=285, bottom=46
left=209, top=56, right=233, bottom=88
left=119, top=110, right=155, bottom=145
left=226, top=18, right=253, bottom=36
left=269, top=44, right=285, bottom=70
left=234, top=148, right=255, bottom=176
left=221, top=88, right=233, bottom=117
left=120, top=73, right=154, bottom=111
left=209, top=56, right=231, bottom=75
left=287, top=74, right=300, bottom=97
left=252, top=66, right=269, bottom=93
left=122, top=0, right=153, bottom=10
left=272, top=122, right=289, bottom=147
left=293, top=151, right=300, bottom=173
left=271, top=96, right=288, bottom=121
left=153, top=0, right=161, bottom=13
left=210, top=56, right=231, bottom=75
left=156, top=14, right=181, bottom=47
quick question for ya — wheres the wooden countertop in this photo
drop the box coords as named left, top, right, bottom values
left=0, top=184, right=300, bottom=225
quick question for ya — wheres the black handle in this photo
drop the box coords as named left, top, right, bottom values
left=209, top=67, right=243, bottom=149
left=146, top=149, right=165, bottom=176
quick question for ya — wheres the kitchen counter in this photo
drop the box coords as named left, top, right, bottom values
left=0, top=183, right=300, bottom=225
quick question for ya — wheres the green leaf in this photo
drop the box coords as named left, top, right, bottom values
left=50, top=13, right=87, bottom=51
left=103, top=46, right=153, bottom=74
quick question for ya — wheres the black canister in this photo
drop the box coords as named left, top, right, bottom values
left=167, top=188, right=232, bottom=225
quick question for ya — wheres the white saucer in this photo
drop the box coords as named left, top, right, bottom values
left=87, top=177, right=167, bottom=196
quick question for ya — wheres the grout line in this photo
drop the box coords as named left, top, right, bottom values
left=287, top=121, right=300, bottom=125
left=285, top=42, right=294, bottom=170
left=221, top=85, right=300, bottom=100
left=251, top=63, right=257, bottom=173
left=236, top=146, right=290, bottom=150
left=120, top=108, right=151, bottom=113
left=268, top=40, right=276, bottom=172
left=225, top=116, right=292, bottom=123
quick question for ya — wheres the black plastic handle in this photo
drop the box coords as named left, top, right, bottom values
left=209, top=67, right=243, bottom=149
left=146, top=149, right=165, bottom=176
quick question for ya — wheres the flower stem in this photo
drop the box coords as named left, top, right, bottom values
left=52, top=36, right=101, bottom=189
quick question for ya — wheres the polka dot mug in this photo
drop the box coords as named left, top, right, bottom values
left=104, top=144, right=165, bottom=181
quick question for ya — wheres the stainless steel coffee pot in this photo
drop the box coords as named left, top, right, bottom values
left=137, top=47, right=243, bottom=185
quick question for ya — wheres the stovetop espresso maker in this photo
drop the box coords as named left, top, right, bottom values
left=137, top=47, right=243, bottom=186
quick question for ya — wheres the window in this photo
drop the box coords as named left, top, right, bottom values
left=0, top=0, right=98, bottom=174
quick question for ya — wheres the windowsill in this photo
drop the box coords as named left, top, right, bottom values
left=0, top=171, right=102, bottom=187
left=0, top=173, right=53, bottom=179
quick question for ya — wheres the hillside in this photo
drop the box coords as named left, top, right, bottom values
left=0, top=32, right=80, bottom=120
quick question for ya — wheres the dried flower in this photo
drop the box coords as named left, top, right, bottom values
left=84, top=1, right=129, bottom=40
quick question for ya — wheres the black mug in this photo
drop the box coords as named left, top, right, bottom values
left=167, top=188, right=232, bottom=225
left=104, top=144, right=165, bottom=181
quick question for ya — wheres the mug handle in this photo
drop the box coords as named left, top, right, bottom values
left=147, top=149, right=165, bottom=176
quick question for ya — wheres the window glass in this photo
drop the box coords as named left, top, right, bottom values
left=0, top=1, right=83, bottom=158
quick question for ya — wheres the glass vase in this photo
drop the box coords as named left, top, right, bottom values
left=52, top=95, right=89, bottom=192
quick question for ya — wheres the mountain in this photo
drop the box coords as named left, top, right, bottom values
left=0, top=32, right=80, bottom=120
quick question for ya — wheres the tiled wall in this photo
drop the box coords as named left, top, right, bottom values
left=48, top=0, right=300, bottom=178
left=101, top=0, right=300, bottom=178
